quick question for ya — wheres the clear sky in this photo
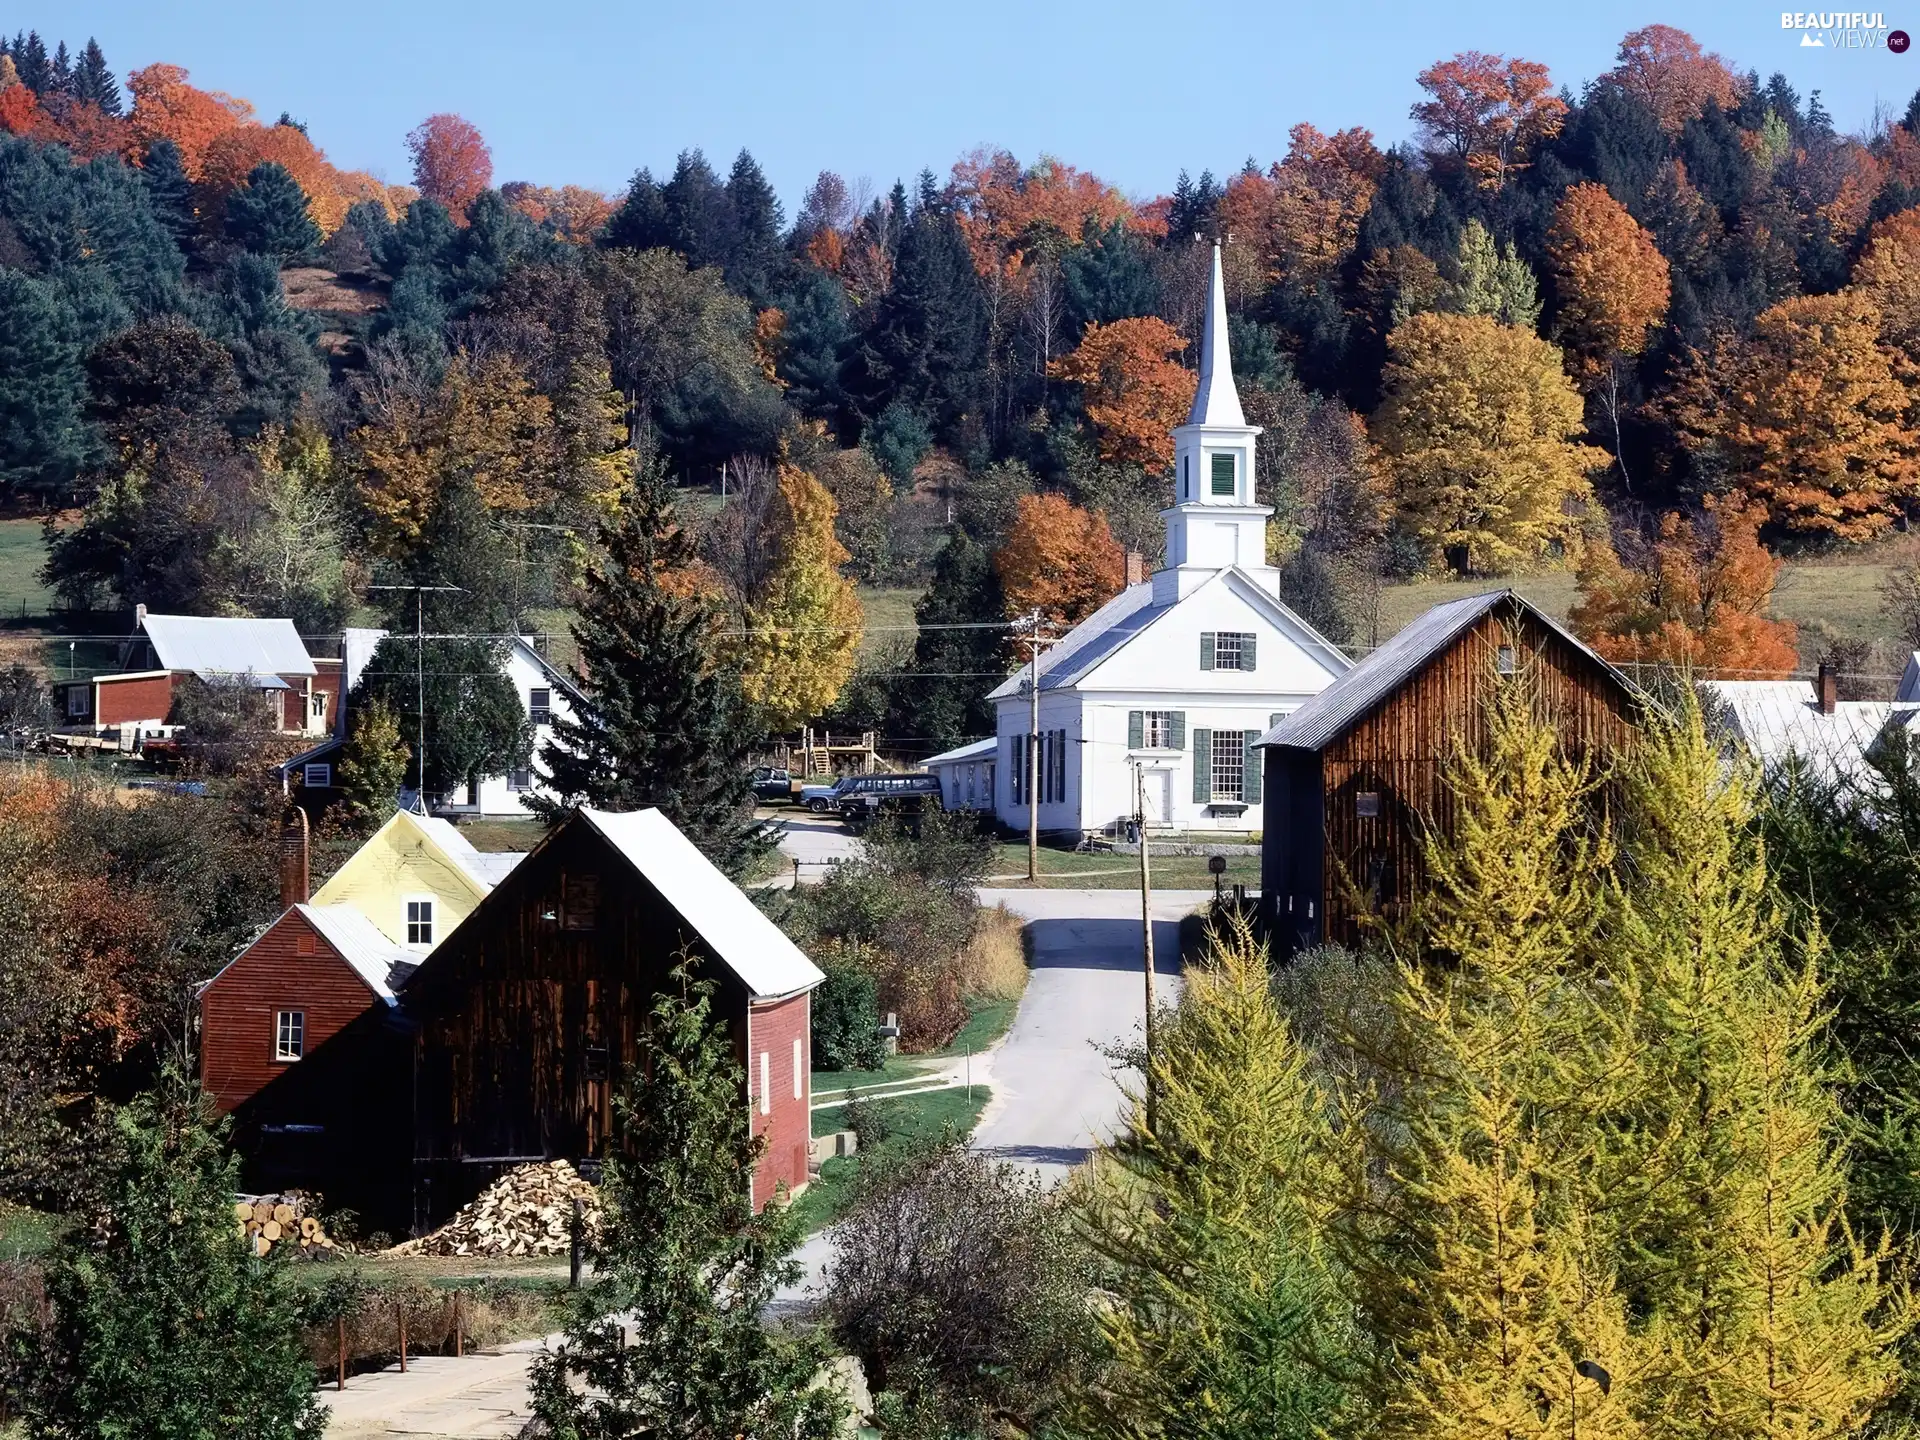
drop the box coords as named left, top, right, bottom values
left=13, top=1, right=1916, bottom=210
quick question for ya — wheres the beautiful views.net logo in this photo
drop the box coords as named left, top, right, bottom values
left=1780, top=11, right=1899, bottom=46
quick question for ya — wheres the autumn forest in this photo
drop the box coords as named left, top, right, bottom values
left=0, top=25, right=1914, bottom=740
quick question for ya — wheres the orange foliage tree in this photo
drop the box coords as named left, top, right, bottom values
left=1604, top=25, right=1742, bottom=136
left=199, top=120, right=355, bottom=234
left=1547, top=183, right=1671, bottom=373
left=1851, top=207, right=1920, bottom=364
left=1669, top=292, right=1920, bottom=541
left=947, top=149, right=1156, bottom=275
left=1049, top=317, right=1196, bottom=471
left=407, top=113, right=492, bottom=219
left=1412, top=51, right=1567, bottom=191
left=995, top=492, right=1127, bottom=626
left=1570, top=496, right=1798, bottom=677
left=1269, top=123, right=1381, bottom=285
left=501, top=182, right=615, bottom=242
left=126, top=63, right=254, bottom=178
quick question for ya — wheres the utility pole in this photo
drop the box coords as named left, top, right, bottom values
left=1135, top=761, right=1157, bottom=1135
left=1010, top=609, right=1049, bottom=883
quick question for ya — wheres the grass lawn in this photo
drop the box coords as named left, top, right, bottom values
left=792, top=1085, right=990, bottom=1234
left=0, top=1201, right=61, bottom=1259
left=452, top=818, right=546, bottom=853
left=985, top=840, right=1259, bottom=891
left=856, top=586, right=921, bottom=658
left=0, top=518, right=52, bottom=620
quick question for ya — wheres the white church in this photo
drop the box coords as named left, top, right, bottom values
left=924, top=244, right=1352, bottom=838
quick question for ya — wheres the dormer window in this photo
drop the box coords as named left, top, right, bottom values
left=1210, top=453, right=1236, bottom=498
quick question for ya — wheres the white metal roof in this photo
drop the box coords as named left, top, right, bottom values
left=141, top=614, right=315, bottom=680
left=1704, top=680, right=1918, bottom=786
left=411, top=813, right=526, bottom=892
left=581, top=808, right=825, bottom=1000
left=296, top=903, right=416, bottom=1002
left=922, top=738, right=998, bottom=767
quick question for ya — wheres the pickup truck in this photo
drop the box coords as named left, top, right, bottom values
left=799, top=775, right=856, bottom=813
left=749, top=766, right=797, bottom=804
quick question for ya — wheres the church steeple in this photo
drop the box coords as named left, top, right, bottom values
left=1187, top=242, right=1245, bottom=428
left=1156, top=240, right=1274, bottom=603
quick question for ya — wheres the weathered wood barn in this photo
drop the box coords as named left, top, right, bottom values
left=402, top=807, right=823, bottom=1230
left=1258, top=590, right=1641, bottom=958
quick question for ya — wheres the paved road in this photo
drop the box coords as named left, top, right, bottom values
left=971, top=888, right=1197, bottom=1181
left=764, top=810, right=861, bottom=886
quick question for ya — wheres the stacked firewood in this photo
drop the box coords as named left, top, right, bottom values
left=234, top=1194, right=335, bottom=1257
left=388, top=1161, right=601, bottom=1258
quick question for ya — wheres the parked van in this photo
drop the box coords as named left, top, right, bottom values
left=835, top=773, right=943, bottom=832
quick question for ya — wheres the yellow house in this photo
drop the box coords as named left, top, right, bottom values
left=310, top=810, right=527, bottom=955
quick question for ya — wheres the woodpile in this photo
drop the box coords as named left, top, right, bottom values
left=388, top=1161, right=601, bottom=1258
left=234, top=1193, right=335, bottom=1257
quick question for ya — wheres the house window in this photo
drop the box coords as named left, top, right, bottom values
left=302, top=763, right=332, bottom=789
left=793, top=1037, right=803, bottom=1099
left=528, top=688, right=552, bottom=726
left=1143, top=711, right=1176, bottom=748
left=274, top=1011, right=304, bottom=1062
left=562, top=874, right=599, bottom=931
left=1212, top=730, right=1250, bottom=802
left=1211, top=632, right=1256, bottom=671
left=759, top=1051, right=771, bottom=1116
left=66, top=687, right=89, bottom=719
left=1210, top=452, right=1236, bottom=497
left=507, top=767, right=533, bottom=792
left=1496, top=645, right=1517, bottom=675
left=405, top=897, right=435, bottom=948
left=1356, top=791, right=1381, bottom=818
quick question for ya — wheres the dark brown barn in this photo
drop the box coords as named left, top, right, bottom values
left=403, top=808, right=823, bottom=1233
left=1258, top=590, right=1641, bottom=957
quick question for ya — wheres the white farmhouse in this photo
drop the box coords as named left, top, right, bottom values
left=983, top=244, right=1351, bottom=838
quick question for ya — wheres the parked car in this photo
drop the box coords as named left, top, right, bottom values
left=750, top=766, right=796, bottom=804
left=800, top=775, right=858, bottom=814
left=837, top=773, right=944, bottom=833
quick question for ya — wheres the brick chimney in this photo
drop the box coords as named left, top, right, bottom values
left=1817, top=661, right=1838, bottom=716
left=1124, top=550, right=1147, bottom=587
left=279, top=805, right=310, bottom=908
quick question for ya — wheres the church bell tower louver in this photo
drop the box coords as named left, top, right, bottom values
left=1154, top=241, right=1277, bottom=604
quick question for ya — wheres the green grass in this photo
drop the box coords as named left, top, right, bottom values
left=812, top=1055, right=940, bottom=1095
left=985, top=840, right=1259, bottom=890
left=792, top=1086, right=990, bottom=1234
left=855, top=586, right=921, bottom=658
left=940, top=994, right=1019, bottom=1055
left=0, top=1201, right=62, bottom=1259
left=449, top=818, right=546, bottom=852
left=0, top=518, right=53, bottom=620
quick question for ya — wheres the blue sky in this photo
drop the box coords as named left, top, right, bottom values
left=13, top=1, right=1916, bottom=210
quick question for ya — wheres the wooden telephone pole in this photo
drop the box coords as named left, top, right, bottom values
left=1135, top=761, right=1157, bottom=1134
left=1010, top=610, right=1053, bottom=883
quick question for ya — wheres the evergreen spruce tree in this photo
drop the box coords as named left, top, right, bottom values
left=19, top=1067, right=322, bottom=1439
left=854, top=202, right=987, bottom=437
left=529, top=970, right=845, bottom=1440
left=139, top=138, right=197, bottom=249
left=47, top=40, right=70, bottom=96
left=1363, top=675, right=1644, bottom=1440
left=0, top=269, right=90, bottom=504
left=659, top=149, right=734, bottom=271
left=1072, top=913, right=1361, bottom=1440
left=723, top=149, right=784, bottom=303
left=1613, top=694, right=1907, bottom=1438
left=225, top=161, right=322, bottom=260
left=14, top=31, right=48, bottom=94
left=71, top=39, right=119, bottom=115
left=531, top=466, right=769, bottom=877
left=885, top=528, right=1007, bottom=748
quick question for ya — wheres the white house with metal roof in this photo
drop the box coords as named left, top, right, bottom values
left=1706, top=663, right=1920, bottom=787
left=983, top=244, right=1351, bottom=837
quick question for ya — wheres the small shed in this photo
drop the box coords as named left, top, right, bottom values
left=923, top=738, right=998, bottom=811
left=1258, top=590, right=1641, bottom=957
left=403, top=807, right=825, bottom=1230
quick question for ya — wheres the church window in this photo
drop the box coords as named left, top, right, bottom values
left=1210, top=452, right=1236, bottom=497
left=1211, top=730, right=1250, bottom=802
left=1211, top=632, right=1256, bottom=671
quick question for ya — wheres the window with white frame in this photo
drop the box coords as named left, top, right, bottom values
left=1143, top=711, right=1176, bottom=748
left=404, top=896, right=434, bottom=948
left=1212, top=731, right=1250, bottom=802
left=274, top=1010, right=304, bottom=1062
left=1213, top=632, right=1251, bottom=671
left=528, top=687, right=552, bottom=726
left=507, top=767, right=533, bottom=792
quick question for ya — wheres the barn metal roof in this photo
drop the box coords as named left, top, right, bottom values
left=1259, top=590, right=1632, bottom=753
left=1703, top=680, right=1920, bottom=786
left=141, top=614, right=315, bottom=680
left=296, top=903, right=417, bottom=1002
left=581, top=807, right=825, bottom=1000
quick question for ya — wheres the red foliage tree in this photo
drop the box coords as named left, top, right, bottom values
left=1413, top=51, right=1566, bottom=192
left=1605, top=25, right=1742, bottom=137
left=406, top=113, right=492, bottom=220
left=995, top=493, right=1127, bottom=626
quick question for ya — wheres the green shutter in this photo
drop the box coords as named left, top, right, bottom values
left=1200, top=633, right=1216, bottom=670
left=1193, top=729, right=1212, bottom=803
left=1242, top=632, right=1257, bottom=670
left=1128, top=710, right=1143, bottom=749
left=1244, top=733, right=1262, bottom=802
left=1211, top=452, right=1235, bottom=497
left=1171, top=712, right=1186, bottom=750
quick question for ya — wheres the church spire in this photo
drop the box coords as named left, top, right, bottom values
left=1186, top=241, right=1244, bottom=428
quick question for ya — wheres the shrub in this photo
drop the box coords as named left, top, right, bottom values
left=812, top=955, right=888, bottom=1072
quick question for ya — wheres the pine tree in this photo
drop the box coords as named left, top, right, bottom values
left=225, top=161, right=322, bottom=260
left=532, top=466, right=769, bottom=877
left=736, top=464, right=863, bottom=732
left=0, top=269, right=90, bottom=505
left=1441, top=218, right=1541, bottom=330
left=1612, top=694, right=1907, bottom=1439
left=529, top=969, right=846, bottom=1440
left=1072, top=913, right=1361, bottom=1440
left=20, top=1067, right=322, bottom=1439
left=1363, top=674, right=1644, bottom=1440
left=71, top=38, right=119, bottom=115
left=724, top=148, right=784, bottom=303
left=659, top=148, right=734, bottom=270
left=139, top=138, right=198, bottom=249
left=47, top=40, right=69, bottom=96
left=885, top=528, right=1007, bottom=749
left=853, top=203, right=988, bottom=436
left=14, top=31, right=48, bottom=94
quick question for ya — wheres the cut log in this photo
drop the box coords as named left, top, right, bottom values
left=272, top=1202, right=295, bottom=1226
left=261, top=1220, right=282, bottom=1242
left=253, top=1235, right=271, bottom=1257
left=234, top=1202, right=253, bottom=1222
left=251, top=1200, right=273, bottom=1223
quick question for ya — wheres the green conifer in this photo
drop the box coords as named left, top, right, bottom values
left=225, top=161, right=321, bottom=260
